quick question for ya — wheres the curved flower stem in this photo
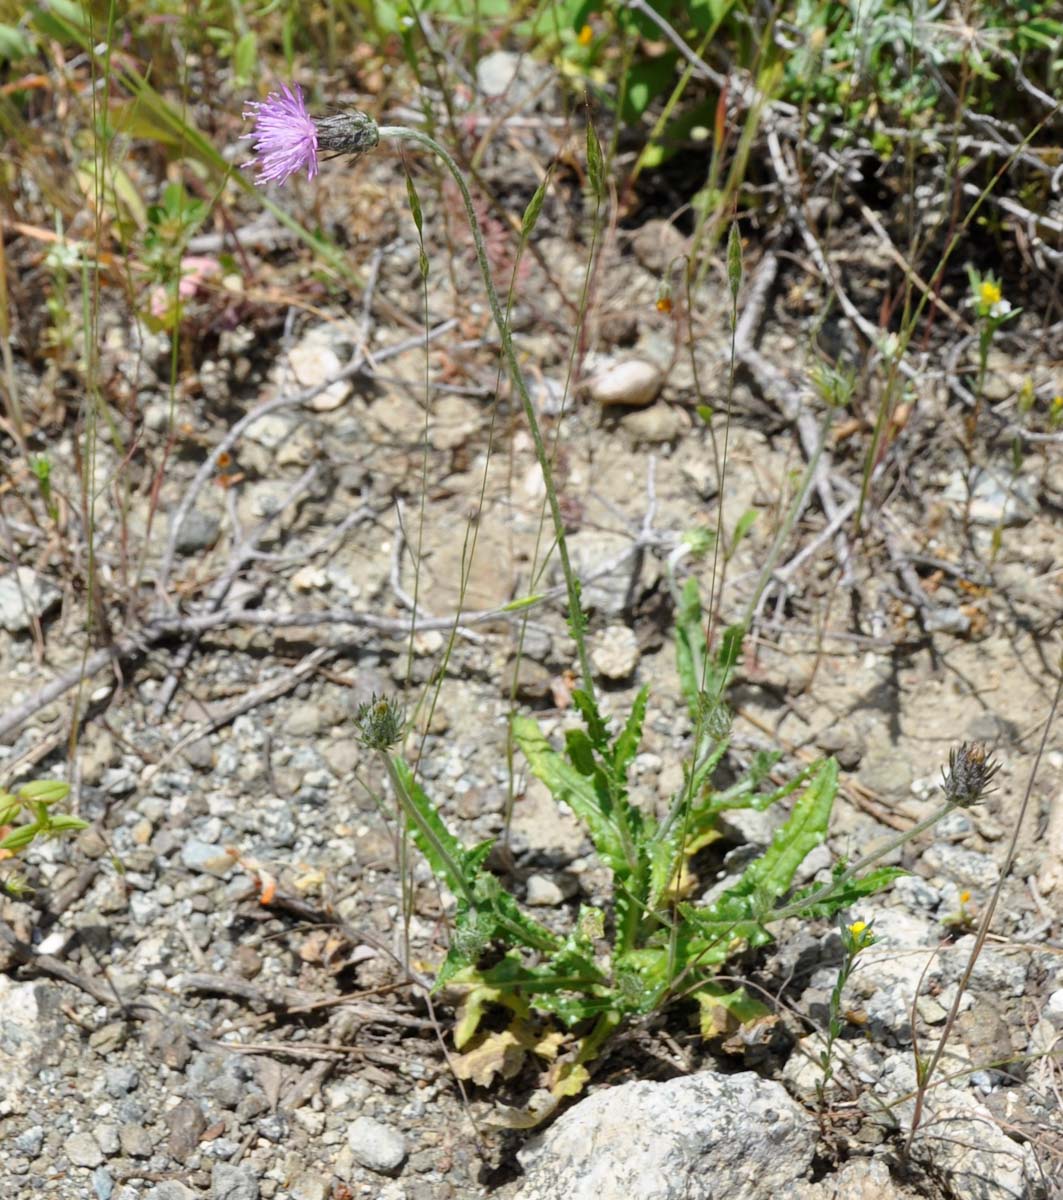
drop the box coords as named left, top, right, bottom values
left=378, top=125, right=597, bottom=702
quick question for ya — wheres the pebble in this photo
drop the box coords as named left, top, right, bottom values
left=348, top=1115, right=408, bottom=1175
left=14, top=1125, right=44, bottom=1156
left=814, top=722, right=864, bottom=769
left=631, top=218, right=687, bottom=274
left=148, top=1184, right=198, bottom=1200
left=65, top=1130, right=104, bottom=1168
left=211, top=1164, right=260, bottom=1200
left=503, top=656, right=554, bottom=702
left=289, top=1173, right=330, bottom=1200
left=286, top=702, right=323, bottom=736
left=428, top=395, right=482, bottom=450
left=525, top=873, right=566, bottom=906
left=620, top=403, right=690, bottom=444
left=93, top=1122, right=120, bottom=1156
left=174, top=509, right=220, bottom=555
left=119, top=1122, right=154, bottom=1157
left=180, top=839, right=237, bottom=876
left=586, top=359, right=663, bottom=409
left=943, top=467, right=1038, bottom=527
left=92, top=1167, right=115, bottom=1200
left=591, top=624, right=640, bottom=681
left=289, top=333, right=352, bottom=412
left=0, top=566, right=61, bottom=632
left=165, top=1099, right=207, bottom=1161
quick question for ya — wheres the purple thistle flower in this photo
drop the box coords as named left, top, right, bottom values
left=242, top=84, right=319, bottom=186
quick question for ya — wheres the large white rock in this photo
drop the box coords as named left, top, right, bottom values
left=515, top=1071, right=817, bottom=1200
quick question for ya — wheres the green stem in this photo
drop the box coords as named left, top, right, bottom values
left=377, top=125, right=597, bottom=702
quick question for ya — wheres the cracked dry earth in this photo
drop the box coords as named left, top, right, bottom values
left=2, top=109, right=1063, bottom=1200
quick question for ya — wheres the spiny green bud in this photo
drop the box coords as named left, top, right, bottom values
left=354, top=694, right=405, bottom=751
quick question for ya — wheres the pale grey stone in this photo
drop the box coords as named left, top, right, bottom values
left=211, top=1163, right=260, bottom=1200
left=0, top=567, right=61, bottom=632
left=348, top=1115, right=408, bottom=1175
left=591, top=624, right=640, bottom=681
left=65, top=1130, right=104, bottom=1168
left=515, top=1071, right=816, bottom=1199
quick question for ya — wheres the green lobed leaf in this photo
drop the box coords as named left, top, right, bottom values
left=731, top=758, right=838, bottom=905
left=513, top=715, right=627, bottom=873
left=612, top=686, right=649, bottom=782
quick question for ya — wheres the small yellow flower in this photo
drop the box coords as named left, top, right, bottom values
left=959, top=890, right=971, bottom=904
left=1052, top=395, right=1063, bottom=411
left=979, top=279, right=1002, bottom=308
left=848, top=920, right=867, bottom=935
left=577, top=23, right=594, bottom=46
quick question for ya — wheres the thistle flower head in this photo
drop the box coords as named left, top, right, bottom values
left=242, top=87, right=381, bottom=187
left=355, top=694, right=405, bottom=751
left=243, top=84, right=319, bottom=186
left=941, top=741, right=1000, bottom=808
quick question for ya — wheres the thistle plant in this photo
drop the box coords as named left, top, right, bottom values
left=239, top=91, right=996, bottom=1116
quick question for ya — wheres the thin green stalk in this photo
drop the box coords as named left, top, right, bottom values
left=377, top=125, right=596, bottom=702
left=739, top=404, right=833, bottom=632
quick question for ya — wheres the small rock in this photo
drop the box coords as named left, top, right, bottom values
left=148, top=1184, right=198, bottom=1200
left=680, top=457, right=718, bottom=500
left=175, top=509, right=221, bottom=555
left=943, top=468, right=1038, bottom=527
left=246, top=412, right=298, bottom=450
left=620, top=403, right=690, bottom=444
left=347, top=1115, right=408, bottom=1176
left=231, top=944, right=262, bottom=980
left=289, top=331, right=352, bottom=412
left=586, top=359, right=663, bottom=409
left=290, top=564, right=328, bottom=592
left=143, top=1018, right=192, bottom=1070
left=93, top=1122, right=120, bottom=1156
left=591, top=625, right=640, bottom=681
left=211, top=1163, right=260, bottom=1200
left=814, top=722, right=864, bottom=769
left=525, top=873, right=566, bottom=907
left=119, top=1123, right=154, bottom=1158
left=503, top=657, right=554, bottom=703
left=165, top=1099, right=207, bottom=1161
left=182, top=738, right=216, bottom=771
left=476, top=50, right=550, bottom=105
left=631, top=219, right=687, bottom=275
left=92, top=1167, right=114, bottom=1200
left=14, top=1126, right=44, bottom=1156
left=910, top=1092, right=1037, bottom=1200
left=429, top=395, right=482, bottom=450
left=289, top=1173, right=329, bottom=1200
left=925, top=606, right=972, bottom=635
left=66, top=1131, right=104, bottom=1168
left=180, top=839, right=237, bottom=876
left=286, top=702, right=323, bottom=736
left=0, top=566, right=61, bottom=632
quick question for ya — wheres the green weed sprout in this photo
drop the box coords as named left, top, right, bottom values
left=816, top=918, right=877, bottom=1108
left=0, top=779, right=87, bottom=881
